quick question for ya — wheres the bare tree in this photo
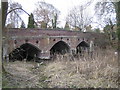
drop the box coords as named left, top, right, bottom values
left=66, top=4, right=93, bottom=31
left=95, top=1, right=116, bottom=24
left=95, top=1, right=116, bottom=40
left=94, top=1, right=120, bottom=64
left=6, top=2, right=23, bottom=28
left=33, top=1, right=60, bottom=28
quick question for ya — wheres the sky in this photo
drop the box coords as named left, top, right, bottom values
left=7, top=0, right=107, bottom=29
left=7, top=0, right=98, bottom=28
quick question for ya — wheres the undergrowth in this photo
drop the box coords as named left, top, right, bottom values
left=44, top=48, right=118, bottom=88
left=2, top=48, right=119, bottom=88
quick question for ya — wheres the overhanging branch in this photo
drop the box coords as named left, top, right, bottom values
left=7, top=8, right=38, bottom=26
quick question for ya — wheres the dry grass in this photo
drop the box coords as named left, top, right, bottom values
left=2, top=48, right=119, bottom=88
left=44, top=48, right=118, bottom=88
left=3, top=61, right=48, bottom=88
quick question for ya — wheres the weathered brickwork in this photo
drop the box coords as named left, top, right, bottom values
left=5, top=28, right=108, bottom=59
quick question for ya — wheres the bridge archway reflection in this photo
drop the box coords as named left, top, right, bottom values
left=76, top=41, right=89, bottom=55
left=50, top=41, right=70, bottom=57
left=9, top=43, right=41, bottom=61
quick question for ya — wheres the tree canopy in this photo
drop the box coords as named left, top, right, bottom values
left=33, top=1, right=60, bottom=28
left=66, top=4, right=93, bottom=31
left=6, top=2, right=23, bottom=28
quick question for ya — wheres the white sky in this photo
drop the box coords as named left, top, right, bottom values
left=8, top=0, right=100, bottom=29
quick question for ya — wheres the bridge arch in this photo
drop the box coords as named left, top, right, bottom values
left=50, top=41, right=70, bottom=57
left=9, top=43, right=41, bottom=61
left=76, top=41, right=89, bottom=54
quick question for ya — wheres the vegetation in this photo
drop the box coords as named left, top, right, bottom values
left=2, top=61, right=48, bottom=88
left=27, top=13, right=35, bottom=28
left=20, top=21, right=26, bottom=28
left=1, top=0, right=120, bottom=88
left=40, top=21, right=47, bottom=29
left=94, top=28, right=100, bottom=33
left=116, top=2, right=120, bottom=41
left=52, top=13, right=58, bottom=29
left=6, top=2, right=23, bottom=28
left=66, top=4, right=93, bottom=31
left=2, top=47, right=118, bottom=88
left=95, top=2, right=119, bottom=41
left=64, top=22, right=70, bottom=30
left=33, top=1, right=60, bottom=28
left=43, top=48, right=118, bottom=88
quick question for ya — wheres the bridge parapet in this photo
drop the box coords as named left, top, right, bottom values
left=5, top=28, right=109, bottom=60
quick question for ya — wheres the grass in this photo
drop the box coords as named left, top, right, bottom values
left=2, top=61, right=49, bottom=88
left=2, top=73, right=18, bottom=88
left=2, top=48, right=119, bottom=88
left=43, top=48, right=118, bottom=88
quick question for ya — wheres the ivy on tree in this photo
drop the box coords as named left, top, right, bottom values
left=27, top=13, right=35, bottom=28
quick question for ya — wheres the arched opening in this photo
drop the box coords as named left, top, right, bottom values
left=9, top=43, right=41, bottom=61
left=76, top=41, right=89, bottom=55
left=50, top=41, right=70, bottom=57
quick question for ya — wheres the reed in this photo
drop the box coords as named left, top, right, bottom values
left=44, top=48, right=118, bottom=88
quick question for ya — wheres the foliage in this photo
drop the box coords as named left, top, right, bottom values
left=94, top=28, right=100, bottom=33
left=27, top=13, right=35, bottom=28
left=95, top=2, right=118, bottom=41
left=103, top=24, right=111, bottom=33
left=33, top=1, right=60, bottom=28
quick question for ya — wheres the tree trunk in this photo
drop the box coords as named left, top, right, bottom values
left=116, top=3, right=120, bottom=52
left=1, top=1, right=8, bottom=74
left=115, top=1, right=120, bottom=87
left=116, top=2, right=120, bottom=40
left=2, top=1, right=8, bottom=30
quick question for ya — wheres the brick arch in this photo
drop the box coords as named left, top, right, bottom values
left=9, top=42, right=41, bottom=61
left=48, top=39, right=71, bottom=51
left=49, top=40, right=70, bottom=57
left=75, top=40, right=89, bottom=48
left=20, top=42, right=41, bottom=51
left=14, top=39, right=40, bottom=50
left=76, top=40, right=89, bottom=54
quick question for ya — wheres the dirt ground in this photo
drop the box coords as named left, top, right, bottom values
left=2, top=61, right=49, bottom=88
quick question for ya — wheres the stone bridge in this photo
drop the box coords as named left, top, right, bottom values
left=3, top=28, right=108, bottom=60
